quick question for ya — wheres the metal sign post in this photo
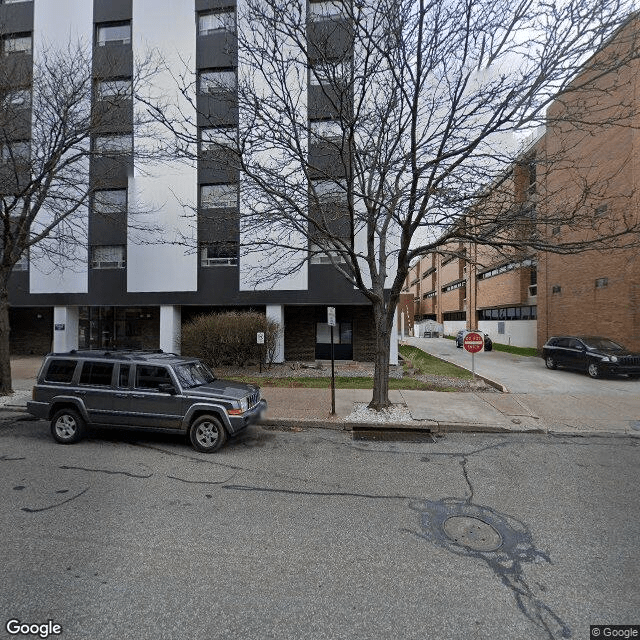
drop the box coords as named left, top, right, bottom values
left=327, top=307, right=336, bottom=415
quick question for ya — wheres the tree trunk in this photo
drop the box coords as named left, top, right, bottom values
left=0, top=289, right=13, bottom=395
left=368, top=302, right=392, bottom=410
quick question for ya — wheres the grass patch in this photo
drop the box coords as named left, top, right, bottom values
left=490, top=343, right=539, bottom=357
left=227, top=375, right=458, bottom=391
left=399, top=345, right=473, bottom=379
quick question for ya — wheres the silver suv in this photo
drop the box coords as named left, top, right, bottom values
left=27, top=351, right=267, bottom=453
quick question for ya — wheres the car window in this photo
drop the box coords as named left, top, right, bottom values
left=174, top=361, right=215, bottom=388
left=118, top=364, right=131, bottom=387
left=567, top=339, right=583, bottom=350
left=79, top=361, right=115, bottom=386
left=135, top=365, right=172, bottom=390
left=44, top=359, right=77, bottom=383
left=555, top=338, right=571, bottom=348
left=581, top=338, right=624, bottom=351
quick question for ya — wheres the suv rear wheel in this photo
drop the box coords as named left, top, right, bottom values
left=190, top=414, right=227, bottom=453
left=545, top=355, right=557, bottom=370
left=51, top=408, right=86, bottom=444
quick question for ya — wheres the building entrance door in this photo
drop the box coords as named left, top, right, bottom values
left=78, top=307, right=160, bottom=350
left=315, top=322, right=353, bottom=360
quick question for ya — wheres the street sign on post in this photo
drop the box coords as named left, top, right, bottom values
left=463, top=331, right=484, bottom=379
left=257, top=332, right=265, bottom=372
left=327, top=307, right=336, bottom=414
left=463, top=332, right=484, bottom=353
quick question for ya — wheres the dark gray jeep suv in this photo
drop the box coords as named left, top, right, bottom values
left=27, top=351, right=267, bottom=453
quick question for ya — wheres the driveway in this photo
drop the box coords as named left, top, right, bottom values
left=404, top=337, right=640, bottom=397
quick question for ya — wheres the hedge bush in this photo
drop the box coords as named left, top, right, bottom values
left=181, top=311, right=280, bottom=368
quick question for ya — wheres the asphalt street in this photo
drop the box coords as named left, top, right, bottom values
left=1, top=417, right=638, bottom=640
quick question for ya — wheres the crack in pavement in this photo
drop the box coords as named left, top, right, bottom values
left=21, top=487, right=89, bottom=513
left=60, top=465, right=153, bottom=479
left=167, top=473, right=237, bottom=486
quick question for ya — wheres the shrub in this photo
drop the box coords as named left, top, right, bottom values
left=181, top=311, right=280, bottom=368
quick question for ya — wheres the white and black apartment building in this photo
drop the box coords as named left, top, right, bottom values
left=5, top=0, right=385, bottom=362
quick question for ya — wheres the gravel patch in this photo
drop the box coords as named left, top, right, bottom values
left=342, top=402, right=414, bottom=423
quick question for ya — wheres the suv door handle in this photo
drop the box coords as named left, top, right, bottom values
left=131, top=394, right=144, bottom=399
left=115, top=393, right=128, bottom=398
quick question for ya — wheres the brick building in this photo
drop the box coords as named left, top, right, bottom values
left=404, top=17, right=640, bottom=351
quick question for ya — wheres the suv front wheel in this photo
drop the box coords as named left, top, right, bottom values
left=51, top=408, right=86, bottom=444
left=190, top=414, right=228, bottom=453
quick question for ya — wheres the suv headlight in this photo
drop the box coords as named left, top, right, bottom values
left=228, top=397, right=249, bottom=416
left=610, top=355, right=618, bottom=363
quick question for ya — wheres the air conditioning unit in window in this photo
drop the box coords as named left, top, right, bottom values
left=528, top=284, right=537, bottom=296
left=202, top=257, right=237, bottom=266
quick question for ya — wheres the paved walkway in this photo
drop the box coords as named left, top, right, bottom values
left=2, top=353, right=639, bottom=437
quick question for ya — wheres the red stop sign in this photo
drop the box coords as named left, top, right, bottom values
left=463, top=331, right=484, bottom=353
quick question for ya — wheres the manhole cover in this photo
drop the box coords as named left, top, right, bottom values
left=443, top=516, right=503, bottom=551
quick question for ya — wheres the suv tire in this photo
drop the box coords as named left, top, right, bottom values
left=545, top=356, right=557, bottom=370
left=51, top=408, right=86, bottom=444
left=587, top=363, right=600, bottom=379
left=190, top=414, right=228, bottom=453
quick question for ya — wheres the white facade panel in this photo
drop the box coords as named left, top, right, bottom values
left=237, top=0, right=308, bottom=292
left=128, top=0, right=198, bottom=293
left=29, top=0, right=92, bottom=295
left=479, top=320, right=537, bottom=348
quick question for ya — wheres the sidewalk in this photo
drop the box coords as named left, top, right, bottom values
left=2, top=356, right=638, bottom=437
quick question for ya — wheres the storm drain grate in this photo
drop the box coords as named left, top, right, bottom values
left=352, top=428, right=435, bottom=443
left=443, top=515, right=503, bottom=551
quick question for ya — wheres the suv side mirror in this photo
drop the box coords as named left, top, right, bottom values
left=158, top=383, right=176, bottom=395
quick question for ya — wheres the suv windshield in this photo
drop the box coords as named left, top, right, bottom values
left=173, top=361, right=216, bottom=388
left=582, top=338, right=624, bottom=351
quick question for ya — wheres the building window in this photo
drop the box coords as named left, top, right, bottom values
left=310, top=120, right=342, bottom=143
left=198, top=69, right=236, bottom=94
left=198, top=9, right=235, bottom=35
left=552, top=285, right=561, bottom=294
left=595, top=277, right=608, bottom=288
left=4, top=88, right=31, bottom=108
left=200, top=183, right=238, bottom=209
left=311, top=179, right=347, bottom=204
left=13, top=251, right=28, bottom=271
left=442, top=280, right=465, bottom=293
left=308, top=1, right=346, bottom=20
left=2, top=33, right=32, bottom=56
left=200, top=127, right=238, bottom=152
left=309, top=58, right=350, bottom=88
left=309, top=241, right=346, bottom=264
left=200, top=242, right=239, bottom=266
left=96, top=78, right=132, bottom=101
left=1, top=140, right=30, bottom=163
left=422, top=290, right=436, bottom=299
left=477, top=306, right=537, bottom=321
left=96, top=22, right=131, bottom=47
left=443, top=311, right=466, bottom=321
left=91, top=245, right=126, bottom=269
left=93, top=189, right=127, bottom=217
left=94, top=134, right=133, bottom=155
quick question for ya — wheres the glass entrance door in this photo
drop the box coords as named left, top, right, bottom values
left=315, top=321, right=353, bottom=360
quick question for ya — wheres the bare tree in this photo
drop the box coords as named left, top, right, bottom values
left=0, top=41, right=160, bottom=394
left=153, top=0, right=640, bottom=409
